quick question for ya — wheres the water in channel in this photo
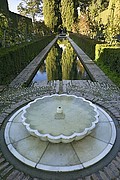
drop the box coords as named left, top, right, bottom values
left=31, top=38, right=91, bottom=85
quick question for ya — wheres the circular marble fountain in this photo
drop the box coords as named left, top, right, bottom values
left=22, top=94, right=99, bottom=143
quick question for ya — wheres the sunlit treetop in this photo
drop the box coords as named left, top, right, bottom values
left=17, top=0, right=43, bottom=22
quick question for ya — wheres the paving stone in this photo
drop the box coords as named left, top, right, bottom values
left=108, top=162, right=120, bottom=177
left=84, top=176, right=92, bottom=180
left=112, top=160, right=120, bottom=170
left=4, top=108, right=14, bottom=114
left=0, top=153, right=2, bottom=157
left=0, top=113, right=8, bottom=123
left=6, top=170, right=22, bottom=180
left=22, top=176, right=32, bottom=180
left=0, top=157, right=5, bottom=164
left=104, top=167, right=116, bottom=179
left=118, top=152, right=120, bottom=157
left=91, top=173, right=100, bottom=180
left=12, top=172, right=25, bottom=180
left=0, top=165, right=13, bottom=178
left=116, top=156, right=120, bottom=163
left=99, top=171, right=110, bottom=180
left=0, top=162, right=9, bottom=171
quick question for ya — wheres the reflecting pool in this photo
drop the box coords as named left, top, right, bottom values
left=32, top=39, right=91, bottom=84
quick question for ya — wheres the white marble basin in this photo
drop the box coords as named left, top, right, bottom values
left=21, top=94, right=99, bottom=143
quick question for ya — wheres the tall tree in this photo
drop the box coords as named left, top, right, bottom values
left=46, top=44, right=62, bottom=80
left=43, top=0, right=59, bottom=32
left=61, top=0, right=75, bottom=31
left=105, top=0, right=120, bottom=44
left=17, top=0, right=42, bottom=22
left=0, top=13, right=8, bottom=47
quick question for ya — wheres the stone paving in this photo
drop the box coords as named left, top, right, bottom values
left=0, top=36, right=120, bottom=179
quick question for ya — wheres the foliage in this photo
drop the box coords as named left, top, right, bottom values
left=73, top=14, right=90, bottom=35
left=43, top=0, right=59, bottom=31
left=46, top=44, right=62, bottom=80
left=104, top=1, right=120, bottom=44
left=95, top=45, right=120, bottom=87
left=96, top=62, right=120, bottom=87
left=0, top=35, right=55, bottom=85
left=61, top=40, right=77, bottom=79
left=0, top=0, right=9, bottom=12
left=0, top=13, right=8, bottom=47
left=87, top=0, right=105, bottom=39
left=95, top=43, right=120, bottom=87
left=33, top=21, right=51, bottom=37
left=43, top=0, right=77, bottom=32
left=61, top=0, right=75, bottom=31
left=17, top=0, right=42, bottom=22
left=95, top=44, right=120, bottom=73
left=70, top=33, right=98, bottom=59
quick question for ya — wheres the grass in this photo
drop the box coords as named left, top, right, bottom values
left=96, top=61, right=120, bottom=88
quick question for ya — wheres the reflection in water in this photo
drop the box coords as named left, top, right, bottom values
left=46, top=44, right=62, bottom=81
left=32, top=39, right=90, bottom=83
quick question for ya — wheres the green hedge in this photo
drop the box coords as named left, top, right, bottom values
left=69, top=33, right=99, bottom=60
left=95, top=44, right=120, bottom=87
left=0, top=35, right=55, bottom=85
left=95, top=44, right=120, bottom=74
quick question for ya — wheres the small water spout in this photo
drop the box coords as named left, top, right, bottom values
left=55, top=106, right=65, bottom=119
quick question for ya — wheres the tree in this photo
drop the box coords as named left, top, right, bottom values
left=105, top=0, right=120, bottom=44
left=43, top=0, right=60, bottom=32
left=77, top=0, right=92, bottom=12
left=61, top=39, right=76, bottom=79
left=33, top=21, right=51, bottom=37
left=61, top=0, right=75, bottom=31
left=46, top=44, right=62, bottom=80
left=0, top=13, right=8, bottom=47
left=17, top=0, right=42, bottom=22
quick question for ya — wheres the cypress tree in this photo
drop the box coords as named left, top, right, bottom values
left=43, top=0, right=59, bottom=32
left=61, top=0, right=75, bottom=31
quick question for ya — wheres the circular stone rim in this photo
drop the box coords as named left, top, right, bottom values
left=21, top=94, right=99, bottom=143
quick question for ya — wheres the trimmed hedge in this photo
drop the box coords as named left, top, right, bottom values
left=69, top=33, right=99, bottom=60
left=0, top=35, right=55, bottom=85
left=95, top=44, right=120, bottom=74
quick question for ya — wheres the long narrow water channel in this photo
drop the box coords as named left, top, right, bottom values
left=31, top=38, right=91, bottom=85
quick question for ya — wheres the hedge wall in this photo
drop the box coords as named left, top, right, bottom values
left=0, top=35, right=55, bottom=85
left=95, top=44, right=120, bottom=74
left=69, top=33, right=99, bottom=60
left=70, top=33, right=120, bottom=86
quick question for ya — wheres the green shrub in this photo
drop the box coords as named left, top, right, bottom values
left=70, top=34, right=120, bottom=87
left=0, top=35, right=55, bottom=85
left=95, top=44, right=120, bottom=74
left=95, top=44, right=120, bottom=87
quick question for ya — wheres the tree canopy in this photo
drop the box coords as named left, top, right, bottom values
left=17, top=0, right=42, bottom=22
left=61, top=0, right=75, bottom=31
left=43, top=0, right=58, bottom=31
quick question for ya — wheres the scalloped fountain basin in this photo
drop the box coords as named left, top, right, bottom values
left=22, top=94, right=99, bottom=143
